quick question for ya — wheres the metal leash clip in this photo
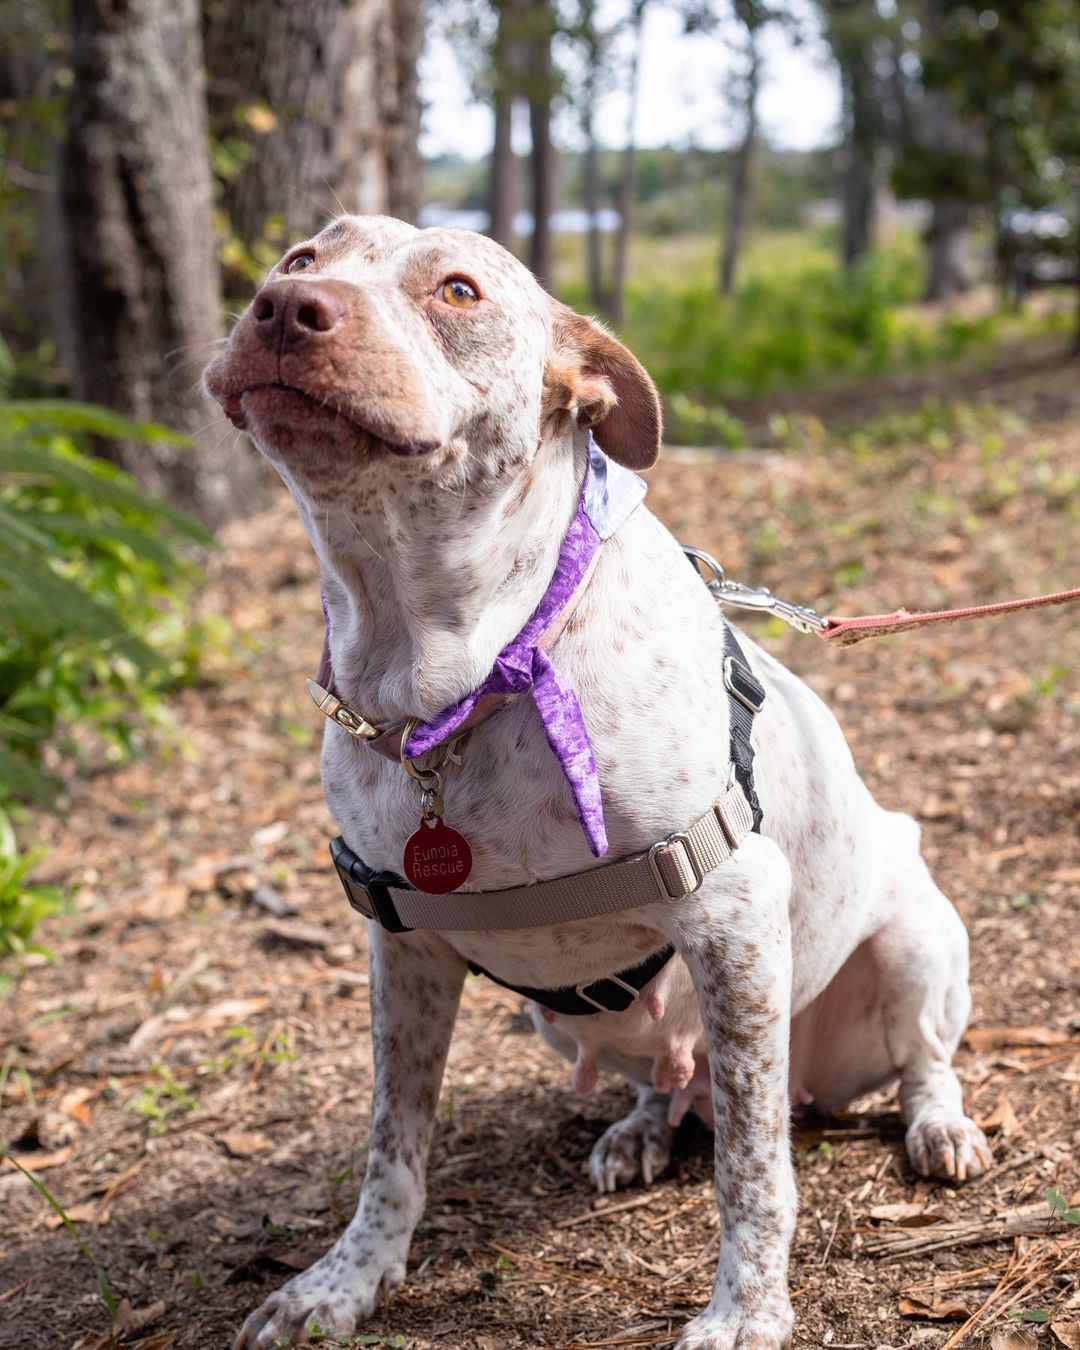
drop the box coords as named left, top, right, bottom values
left=682, top=546, right=828, bottom=635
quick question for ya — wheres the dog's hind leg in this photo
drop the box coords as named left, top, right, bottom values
left=233, top=926, right=467, bottom=1350
left=793, top=832, right=991, bottom=1184
left=589, top=1085, right=675, bottom=1192
left=885, top=866, right=992, bottom=1182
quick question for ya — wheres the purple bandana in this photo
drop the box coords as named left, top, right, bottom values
left=401, top=435, right=646, bottom=857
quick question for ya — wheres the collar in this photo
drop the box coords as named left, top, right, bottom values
left=310, top=435, right=647, bottom=858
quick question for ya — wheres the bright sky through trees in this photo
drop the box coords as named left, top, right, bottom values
left=420, top=0, right=843, bottom=159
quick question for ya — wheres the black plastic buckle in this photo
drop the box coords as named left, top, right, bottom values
left=329, top=836, right=413, bottom=933
left=722, top=655, right=766, bottom=715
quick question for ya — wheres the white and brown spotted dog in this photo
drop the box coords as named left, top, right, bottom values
left=205, top=215, right=991, bottom=1350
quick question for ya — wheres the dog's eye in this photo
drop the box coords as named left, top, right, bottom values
left=285, top=252, right=316, bottom=274
left=440, top=278, right=479, bottom=309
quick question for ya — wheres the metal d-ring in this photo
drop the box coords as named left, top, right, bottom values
left=398, top=718, right=470, bottom=783
left=398, top=717, right=448, bottom=783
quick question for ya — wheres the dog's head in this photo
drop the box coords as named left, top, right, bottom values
left=204, top=215, right=661, bottom=503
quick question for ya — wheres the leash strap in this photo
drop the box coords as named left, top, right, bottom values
left=821, top=586, right=1080, bottom=646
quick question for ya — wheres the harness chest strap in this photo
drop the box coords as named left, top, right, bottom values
left=332, top=775, right=756, bottom=934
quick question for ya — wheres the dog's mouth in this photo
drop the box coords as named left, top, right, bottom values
left=223, top=383, right=437, bottom=459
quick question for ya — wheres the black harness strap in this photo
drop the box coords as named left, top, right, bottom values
left=722, top=623, right=766, bottom=831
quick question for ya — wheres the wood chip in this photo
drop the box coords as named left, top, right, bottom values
left=261, top=917, right=333, bottom=948
left=221, top=1130, right=274, bottom=1159
left=248, top=882, right=297, bottom=918
left=990, top=1329, right=1038, bottom=1350
left=966, top=1025, right=1073, bottom=1052
left=979, top=1095, right=1021, bottom=1137
left=899, top=1294, right=973, bottom=1321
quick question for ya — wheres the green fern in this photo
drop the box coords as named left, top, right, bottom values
left=0, top=387, right=213, bottom=962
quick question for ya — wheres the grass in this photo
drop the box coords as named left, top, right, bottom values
left=554, top=228, right=1075, bottom=444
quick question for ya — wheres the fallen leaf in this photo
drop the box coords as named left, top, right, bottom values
left=243, top=104, right=278, bottom=134
left=44, top=1201, right=105, bottom=1228
left=221, top=1130, right=273, bottom=1159
left=979, top=1095, right=1021, bottom=1136
left=69, top=1299, right=171, bottom=1349
left=991, top=1329, right=1038, bottom=1349
left=142, top=883, right=191, bottom=920
left=1052, top=1323, right=1080, bottom=1350
left=2, top=1146, right=71, bottom=1173
left=870, top=1202, right=925, bottom=1222
left=58, top=1085, right=96, bottom=1125
left=128, top=997, right=272, bottom=1052
left=899, top=1294, right=972, bottom=1320
left=966, top=1025, right=1072, bottom=1052
left=114, top=1298, right=167, bottom=1335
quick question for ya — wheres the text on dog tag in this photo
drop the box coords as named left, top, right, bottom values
left=403, top=817, right=473, bottom=893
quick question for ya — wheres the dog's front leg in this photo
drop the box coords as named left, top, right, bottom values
left=672, top=834, right=796, bottom=1350
left=234, top=926, right=467, bottom=1350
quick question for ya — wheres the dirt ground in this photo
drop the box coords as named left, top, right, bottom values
left=2, top=344, right=1079, bottom=1350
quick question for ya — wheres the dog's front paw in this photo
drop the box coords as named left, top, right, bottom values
left=233, top=1246, right=404, bottom=1349
left=588, top=1101, right=674, bottom=1192
left=906, top=1114, right=992, bottom=1183
left=675, top=1305, right=793, bottom=1350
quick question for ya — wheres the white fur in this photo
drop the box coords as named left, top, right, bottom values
left=213, top=216, right=990, bottom=1350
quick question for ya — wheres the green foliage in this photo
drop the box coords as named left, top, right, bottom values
left=1047, top=1184, right=1080, bottom=1225
left=0, top=384, right=213, bottom=965
left=131, top=1066, right=200, bottom=1135
left=0, top=820, right=63, bottom=963
left=1, top=1152, right=118, bottom=1317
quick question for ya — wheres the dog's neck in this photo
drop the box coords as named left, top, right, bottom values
left=289, top=428, right=586, bottom=722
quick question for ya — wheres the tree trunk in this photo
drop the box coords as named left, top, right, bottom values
left=488, top=0, right=518, bottom=249
left=925, top=197, right=971, bottom=301
left=839, top=62, right=876, bottom=267
left=610, top=0, right=646, bottom=327
left=527, top=0, right=558, bottom=289
left=61, top=0, right=265, bottom=525
left=824, top=1, right=879, bottom=269
left=919, top=0, right=969, bottom=301
left=719, top=28, right=760, bottom=296
left=489, top=88, right=516, bottom=247
left=204, top=0, right=423, bottom=258
left=583, top=125, right=605, bottom=311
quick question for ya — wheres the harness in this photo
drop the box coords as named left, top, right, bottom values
left=310, top=439, right=1079, bottom=1019
left=312, top=438, right=767, bottom=1018
left=329, top=620, right=764, bottom=1017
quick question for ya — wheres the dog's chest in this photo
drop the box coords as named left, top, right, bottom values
left=319, top=510, right=734, bottom=986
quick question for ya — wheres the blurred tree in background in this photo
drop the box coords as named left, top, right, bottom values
left=204, top=0, right=423, bottom=287
left=0, top=0, right=1077, bottom=513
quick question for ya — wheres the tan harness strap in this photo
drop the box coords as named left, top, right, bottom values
left=335, top=780, right=755, bottom=933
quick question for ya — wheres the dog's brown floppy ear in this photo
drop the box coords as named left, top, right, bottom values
left=548, top=305, right=662, bottom=470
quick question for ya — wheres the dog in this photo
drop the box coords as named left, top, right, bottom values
left=205, top=214, right=991, bottom=1350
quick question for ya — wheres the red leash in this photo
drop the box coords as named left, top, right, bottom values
left=684, top=548, right=1080, bottom=646
left=821, top=587, right=1080, bottom=646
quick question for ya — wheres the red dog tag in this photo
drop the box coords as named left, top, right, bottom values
left=403, top=817, right=473, bottom=893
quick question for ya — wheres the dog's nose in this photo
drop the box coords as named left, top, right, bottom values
left=251, top=282, right=345, bottom=351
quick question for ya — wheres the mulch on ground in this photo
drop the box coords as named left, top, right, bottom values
left=2, top=349, right=1078, bottom=1350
